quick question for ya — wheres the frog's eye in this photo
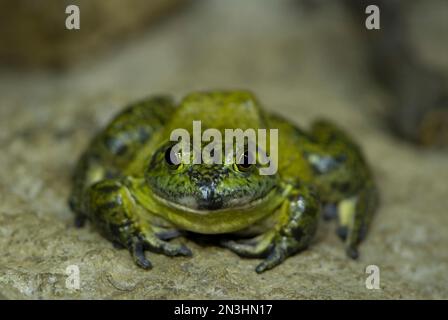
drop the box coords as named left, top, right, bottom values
left=165, top=146, right=181, bottom=169
left=235, top=151, right=254, bottom=172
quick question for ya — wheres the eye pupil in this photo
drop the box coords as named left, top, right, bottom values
left=242, top=153, right=250, bottom=167
left=165, top=146, right=180, bottom=168
left=237, top=151, right=253, bottom=170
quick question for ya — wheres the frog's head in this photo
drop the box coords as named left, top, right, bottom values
left=145, top=141, right=278, bottom=212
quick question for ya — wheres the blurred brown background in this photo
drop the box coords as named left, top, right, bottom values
left=0, top=0, right=184, bottom=69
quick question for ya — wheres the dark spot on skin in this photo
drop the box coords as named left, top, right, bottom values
left=97, top=184, right=121, bottom=193
left=335, top=154, right=347, bottom=162
left=291, top=227, right=303, bottom=242
left=109, top=221, right=132, bottom=243
left=116, top=145, right=128, bottom=156
left=138, top=127, right=150, bottom=143
left=152, top=110, right=166, bottom=125
left=330, top=181, right=351, bottom=194
left=105, top=137, right=128, bottom=156
left=97, top=200, right=120, bottom=211
left=308, top=153, right=347, bottom=175
left=322, top=203, right=338, bottom=220
left=339, top=182, right=351, bottom=193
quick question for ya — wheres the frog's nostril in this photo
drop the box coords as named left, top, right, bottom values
left=199, top=185, right=211, bottom=200
left=197, top=185, right=223, bottom=210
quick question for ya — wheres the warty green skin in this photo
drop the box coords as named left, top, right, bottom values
left=69, top=91, right=379, bottom=273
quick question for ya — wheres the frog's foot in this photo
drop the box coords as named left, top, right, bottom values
left=129, top=236, right=152, bottom=269
left=255, top=239, right=299, bottom=274
left=223, top=185, right=320, bottom=273
left=129, top=233, right=192, bottom=269
left=85, top=178, right=192, bottom=270
left=336, top=184, right=379, bottom=259
left=220, top=231, right=275, bottom=258
left=221, top=231, right=294, bottom=273
left=221, top=231, right=299, bottom=273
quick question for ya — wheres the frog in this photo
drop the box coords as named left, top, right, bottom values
left=69, top=90, right=378, bottom=273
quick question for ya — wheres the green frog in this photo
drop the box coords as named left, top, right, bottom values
left=69, top=91, right=378, bottom=273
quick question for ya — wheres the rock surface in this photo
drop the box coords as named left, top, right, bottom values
left=0, top=0, right=447, bottom=299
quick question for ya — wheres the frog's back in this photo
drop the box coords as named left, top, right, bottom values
left=161, top=91, right=269, bottom=136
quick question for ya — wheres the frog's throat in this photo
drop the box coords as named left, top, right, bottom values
left=129, top=179, right=290, bottom=234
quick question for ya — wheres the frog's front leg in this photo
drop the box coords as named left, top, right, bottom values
left=222, top=184, right=320, bottom=273
left=84, top=178, right=192, bottom=269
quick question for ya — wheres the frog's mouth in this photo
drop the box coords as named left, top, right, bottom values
left=151, top=188, right=278, bottom=215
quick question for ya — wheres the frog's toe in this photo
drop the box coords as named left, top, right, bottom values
left=346, top=245, right=359, bottom=260
left=255, top=245, right=287, bottom=274
left=144, top=236, right=192, bottom=257
left=220, top=232, right=275, bottom=258
left=162, top=243, right=192, bottom=257
left=130, top=237, right=153, bottom=270
left=222, top=236, right=290, bottom=272
left=220, top=238, right=272, bottom=258
left=344, top=224, right=367, bottom=259
left=129, top=235, right=191, bottom=269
